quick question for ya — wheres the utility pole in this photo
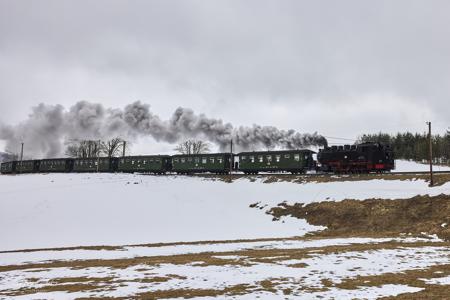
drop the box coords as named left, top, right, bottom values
left=97, top=140, right=101, bottom=173
left=19, top=142, right=24, bottom=174
left=229, top=139, right=233, bottom=176
left=122, top=141, right=126, bottom=157
left=426, top=122, right=433, bottom=187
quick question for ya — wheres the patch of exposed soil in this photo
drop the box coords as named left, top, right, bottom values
left=267, top=194, right=450, bottom=240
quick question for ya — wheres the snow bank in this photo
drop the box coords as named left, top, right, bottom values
left=0, top=173, right=449, bottom=251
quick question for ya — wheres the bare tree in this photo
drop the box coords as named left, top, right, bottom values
left=101, top=138, right=125, bottom=157
left=65, top=139, right=102, bottom=158
left=174, top=139, right=210, bottom=154
left=192, top=140, right=210, bottom=154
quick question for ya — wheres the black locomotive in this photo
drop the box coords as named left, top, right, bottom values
left=317, top=142, right=394, bottom=173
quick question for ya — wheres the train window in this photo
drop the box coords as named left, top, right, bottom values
left=156, top=158, right=160, bottom=162
left=174, top=158, right=179, bottom=163
left=218, top=158, right=223, bottom=163
left=250, top=156, right=255, bottom=163
left=284, top=154, right=290, bottom=158
left=241, top=156, right=246, bottom=160
left=258, top=156, right=263, bottom=162
left=294, top=154, right=300, bottom=161
left=202, top=157, right=207, bottom=164
left=188, top=157, right=192, bottom=162
left=132, top=160, right=135, bottom=165
left=275, top=155, right=281, bottom=162
left=95, top=161, right=98, bottom=166
left=209, top=157, right=215, bottom=163
left=266, top=155, right=272, bottom=162
left=181, top=158, right=185, bottom=163
left=305, top=154, right=309, bottom=159
left=195, top=157, right=200, bottom=163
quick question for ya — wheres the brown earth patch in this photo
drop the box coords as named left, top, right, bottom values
left=268, top=194, right=450, bottom=240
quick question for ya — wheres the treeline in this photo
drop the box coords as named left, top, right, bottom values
left=357, top=131, right=450, bottom=163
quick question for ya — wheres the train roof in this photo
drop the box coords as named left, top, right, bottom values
left=238, top=149, right=315, bottom=155
left=40, top=158, right=74, bottom=161
left=120, top=155, right=171, bottom=158
left=171, top=153, right=232, bottom=157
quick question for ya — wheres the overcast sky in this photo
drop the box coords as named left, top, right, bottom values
left=1, top=0, right=449, bottom=153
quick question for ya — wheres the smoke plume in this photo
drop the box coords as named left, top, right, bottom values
left=0, top=101, right=327, bottom=158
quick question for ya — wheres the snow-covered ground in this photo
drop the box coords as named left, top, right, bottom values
left=1, top=169, right=449, bottom=251
left=395, top=159, right=450, bottom=172
left=1, top=242, right=447, bottom=299
left=1, top=159, right=450, bottom=299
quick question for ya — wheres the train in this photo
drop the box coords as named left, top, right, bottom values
left=0, top=142, right=394, bottom=175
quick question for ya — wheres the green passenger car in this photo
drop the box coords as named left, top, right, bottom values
left=117, top=155, right=171, bottom=173
left=238, top=150, right=315, bottom=174
left=39, top=158, right=74, bottom=173
left=73, top=157, right=117, bottom=172
left=15, top=160, right=40, bottom=173
left=171, top=153, right=232, bottom=174
left=0, top=161, right=17, bottom=174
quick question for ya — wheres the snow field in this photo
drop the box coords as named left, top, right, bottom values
left=1, top=167, right=449, bottom=251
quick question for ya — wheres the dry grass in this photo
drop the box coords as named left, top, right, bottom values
left=267, top=194, right=450, bottom=240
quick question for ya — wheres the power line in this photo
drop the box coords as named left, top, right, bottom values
left=323, top=136, right=356, bottom=142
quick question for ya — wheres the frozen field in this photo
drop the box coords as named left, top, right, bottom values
left=0, top=159, right=450, bottom=299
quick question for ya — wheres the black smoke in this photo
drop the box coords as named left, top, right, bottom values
left=0, top=101, right=327, bottom=158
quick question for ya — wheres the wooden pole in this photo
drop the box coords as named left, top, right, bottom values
left=19, top=142, right=24, bottom=174
left=97, top=140, right=100, bottom=172
left=122, top=141, right=126, bottom=157
left=427, top=122, right=433, bottom=186
left=229, top=139, right=233, bottom=176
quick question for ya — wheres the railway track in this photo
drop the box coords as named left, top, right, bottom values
left=192, top=170, right=450, bottom=178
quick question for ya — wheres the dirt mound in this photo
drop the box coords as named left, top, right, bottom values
left=267, top=194, right=450, bottom=240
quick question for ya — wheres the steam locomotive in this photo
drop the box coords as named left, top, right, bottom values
left=318, top=142, right=394, bottom=173
left=0, top=142, right=394, bottom=175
